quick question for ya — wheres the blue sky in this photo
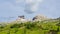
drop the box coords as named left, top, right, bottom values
left=0, top=0, right=60, bottom=22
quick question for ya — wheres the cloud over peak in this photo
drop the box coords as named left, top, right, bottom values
left=25, top=0, right=43, bottom=4
left=16, top=0, right=43, bottom=14
left=25, top=0, right=43, bottom=14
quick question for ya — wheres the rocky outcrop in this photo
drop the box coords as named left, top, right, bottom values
left=16, top=15, right=32, bottom=23
left=16, top=15, right=28, bottom=22
left=16, top=14, right=51, bottom=22
left=32, top=14, right=50, bottom=21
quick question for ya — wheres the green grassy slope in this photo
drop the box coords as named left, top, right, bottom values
left=0, top=18, right=60, bottom=34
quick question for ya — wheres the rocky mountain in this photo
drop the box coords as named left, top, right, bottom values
left=32, top=14, right=51, bottom=21
left=16, top=15, right=29, bottom=22
left=57, top=17, right=60, bottom=20
left=11, top=15, right=59, bottom=23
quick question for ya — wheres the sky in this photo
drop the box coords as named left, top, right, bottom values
left=0, top=0, right=60, bottom=22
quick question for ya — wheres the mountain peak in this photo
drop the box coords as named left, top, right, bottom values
left=32, top=14, right=50, bottom=21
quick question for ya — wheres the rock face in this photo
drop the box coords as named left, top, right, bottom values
left=32, top=14, right=49, bottom=21
left=57, top=17, right=60, bottom=20
left=18, top=15, right=25, bottom=19
left=16, top=15, right=28, bottom=22
left=16, top=14, right=50, bottom=22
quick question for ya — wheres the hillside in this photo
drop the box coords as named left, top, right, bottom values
left=0, top=17, right=60, bottom=34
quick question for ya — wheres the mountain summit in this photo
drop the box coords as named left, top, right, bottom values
left=32, top=14, right=50, bottom=21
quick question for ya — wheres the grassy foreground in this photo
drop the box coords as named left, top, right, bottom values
left=0, top=19, right=60, bottom=34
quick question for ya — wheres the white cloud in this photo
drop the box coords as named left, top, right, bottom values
left=16, top=0, right=21, bottom=3
left=16, top=0, right=24, bottom=4
left=16, top=0, right=43, bottom=13
left=31, top=4, right=38, bottom=12
left=25, top=0, right=43, bottom=4
left=25, top=0, right=43, bottom=13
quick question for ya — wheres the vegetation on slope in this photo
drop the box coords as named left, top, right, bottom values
left=0, top=18, right=60, bottom=34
